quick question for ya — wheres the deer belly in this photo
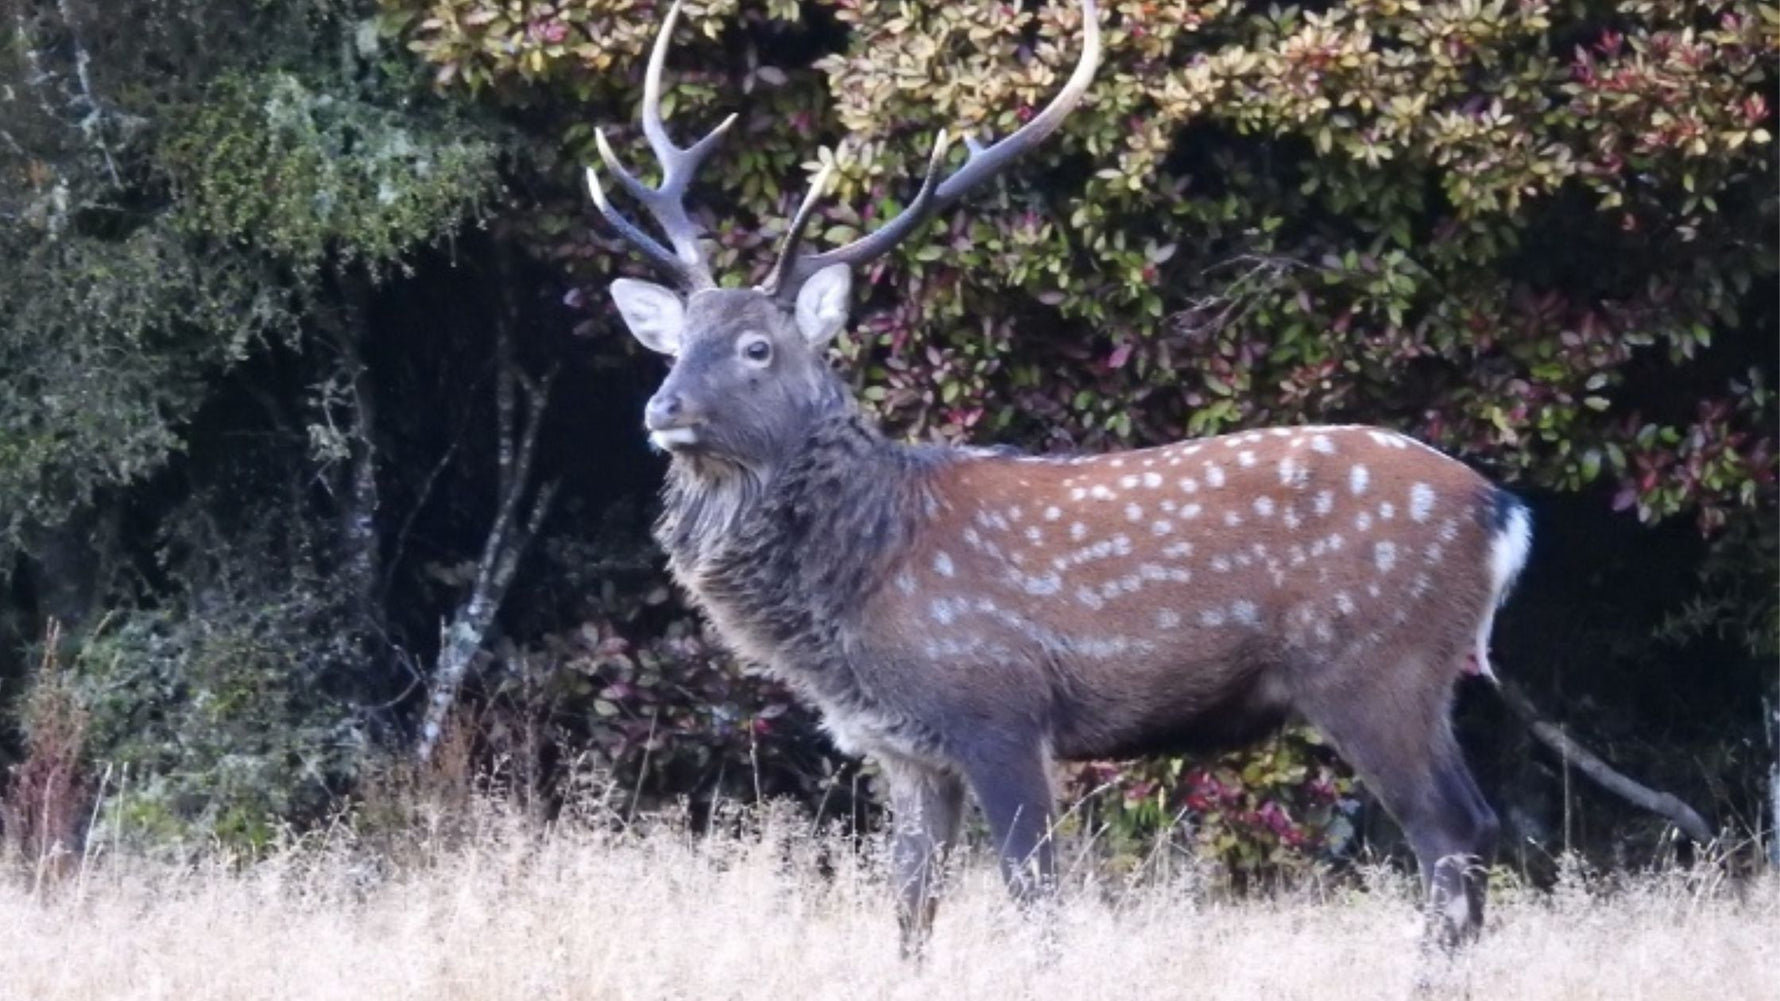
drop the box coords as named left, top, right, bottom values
left=1049, top=650, right=1293, bottom=760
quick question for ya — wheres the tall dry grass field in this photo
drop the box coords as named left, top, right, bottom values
left=0, top=811, right=1774, bottom=1001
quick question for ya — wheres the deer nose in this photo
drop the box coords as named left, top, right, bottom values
left=644, top=391, right=692, bottom=431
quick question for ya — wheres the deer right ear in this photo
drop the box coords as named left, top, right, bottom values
left=794, top=264, right=852, bottom=347
left=610, top=278, right=686, bottom=355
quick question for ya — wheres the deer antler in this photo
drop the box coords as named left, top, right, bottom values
left=762, top=0, right=1101, bottom=297
left=585, top=0, right=737, bottom=290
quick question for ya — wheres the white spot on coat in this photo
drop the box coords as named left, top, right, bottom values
left=1314, top=490, right=1334, bottom=516
left=1126, top=502, right=1144, bottom=522
left=1157, top=608, right=1181, bottom=629
left=1204, top=464, right=1226, bottom=488
left=1044, top=505, right=1062, bottom=521
left=1410, top=483, right=1436, bottom=523
left=1374, top=541, right=1397, bottom=573
left=1230, top=600, right=1259, bottom=625
left=1312, top=435, right=1335, bottom=454
left=1350, top=464, right=1369, bottom=495
left=1238, top=451, right=1257, bottom=468
left=1253, top=496, right=1275, bottom=518
left=934, top=552, right=955, bottom=577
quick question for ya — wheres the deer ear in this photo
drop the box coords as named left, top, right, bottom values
left=794, top=264, right=852, bottom=347
left=611, top=278, right=685, bottom=355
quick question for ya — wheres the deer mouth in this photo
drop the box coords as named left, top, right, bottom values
left=649, top=426, right=702, bottom=451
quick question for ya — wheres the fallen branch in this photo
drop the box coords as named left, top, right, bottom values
left=1492, top=677, right=1715, bottom=844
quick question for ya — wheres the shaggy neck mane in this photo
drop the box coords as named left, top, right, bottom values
left=655, top=409, right=948, bottom=658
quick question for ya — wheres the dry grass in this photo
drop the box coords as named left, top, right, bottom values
left=0, top=810, right=1774, bottom=1001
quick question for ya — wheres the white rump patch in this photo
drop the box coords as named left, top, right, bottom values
left=1488, top=503, right=1533, bottom=604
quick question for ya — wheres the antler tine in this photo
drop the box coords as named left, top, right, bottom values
left=586, top=0, right=737, bottom=288
left=772, top=0, right=1101, bottom=297
left=758, top=160, right=839, bottom=294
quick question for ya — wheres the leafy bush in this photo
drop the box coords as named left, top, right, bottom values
left=1065, top=726, right=1355, bottom=887
left=70, top=518, right=370, bottom=854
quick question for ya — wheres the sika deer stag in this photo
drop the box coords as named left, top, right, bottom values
left=586, top=0, right=1527, bottom=954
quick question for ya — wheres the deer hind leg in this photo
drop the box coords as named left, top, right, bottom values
left=883, top=758, right=966, bottom=959
left=1302, top=684, right=1498, bottom=949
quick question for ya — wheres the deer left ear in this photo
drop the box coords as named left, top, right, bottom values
left=794, top=264, right=852, bottom=347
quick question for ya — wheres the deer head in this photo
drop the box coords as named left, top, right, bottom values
left=588, top=0, right=1101, bottom=471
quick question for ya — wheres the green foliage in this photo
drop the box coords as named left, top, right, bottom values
left=160, top=70, right=501, bottom=274
left=0, top=228, right=294, bottom=553
left=74, top=560, right=368, bottom=854
left=1065, top=727, right=1355, bottom=886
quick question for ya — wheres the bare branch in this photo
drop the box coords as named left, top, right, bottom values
left=54, top=0, right=119, bottom=187
left=1494, top=677, right=1716, bottom=844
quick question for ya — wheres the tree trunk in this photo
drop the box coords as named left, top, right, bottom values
left=416, top=254, right=557, bottom=764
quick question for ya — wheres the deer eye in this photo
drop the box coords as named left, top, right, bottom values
left=739, top=334, right=772, bottom=366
